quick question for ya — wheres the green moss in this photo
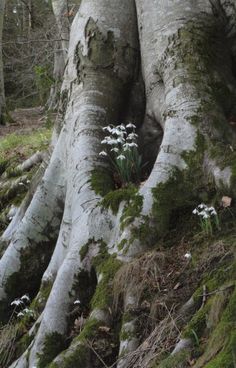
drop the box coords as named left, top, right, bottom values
left=31, top=281, right=53, bottom=314
left=117, top=239, right=127, bottom=251
left=48, top=319, right=102, bottom=368
left=204, top=332, right=236, bottom=368
left=152, top=133, right=206, bottom=235
left=119, top=316, right=136, bottom=341
left=70, top=268, right=97, bottom=308
left=183, top=301, right=211, bottom=340
left=152, top=350, right=190, bottom=368
left=195, top=288, right=236, bottom=368
left=120, top=191, right=143, bottom=229
left=204, top=262, right=236, bottom=292
left=91, top=256, right=122, bottom=310
left=101, top=184, right=137, bottom=214
left=90, top=169, right=114, bottom=197
left=79, top=242, right=90, bottom=261
left=37, top=332, right=67, bottom=368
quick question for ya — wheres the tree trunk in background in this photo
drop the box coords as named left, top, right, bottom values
left=0, top=0, right=5, bottom=125
left=1, top=0, right=236, bottom=367
left=47, top=0, right=70, bottom=110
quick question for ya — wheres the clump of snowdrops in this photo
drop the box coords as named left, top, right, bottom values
left=193, top=203, right=220, bottom=235
left=99, top=123, right=142, bottom=185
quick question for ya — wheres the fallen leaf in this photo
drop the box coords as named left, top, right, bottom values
left=221, top=196, right=232, bottom=208
left=98, top=326, right=110, bottom=333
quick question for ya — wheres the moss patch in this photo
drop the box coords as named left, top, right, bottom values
left=90, top=168, right=114, bottom=197
left=91, top=256, right=122, bottom=310
left=101, top=184, right=138, bottom=214
left=37, top=332, right=67, bottom=368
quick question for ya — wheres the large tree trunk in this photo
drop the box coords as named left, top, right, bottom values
left=1, top=0, right=236, bottom=367
left=0, top=0, right=5, bottom=125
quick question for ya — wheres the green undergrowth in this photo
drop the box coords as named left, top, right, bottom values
left=0, top=128, right=51, bottom=167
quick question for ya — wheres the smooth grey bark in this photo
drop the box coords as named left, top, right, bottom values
left=0, top=0, right=5, bottom=124
left=1, top=0, right=236, bottom=367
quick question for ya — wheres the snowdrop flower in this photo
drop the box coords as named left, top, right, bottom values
left=11, top=299, right=23, bottom=306
left=107, top=138, right=119, bottom=145
left=192, top=208, right=198, bottom=215
left=21, top=295, right=30, bottom=302
left=117, top=154, right=126, bottom=160
left=111, top=147, right=119, bottom=153
left=128, top=132, right=138, bottom=140
left=19, top=182, right=24, bottom=186
left=99, top=151, right=108, bottom=157
left=184, top=252, right=192, bottom=259
left=128, top=142, right=138, bottom=147
left=119, top=124, right=126, bottom=131
left=74, top=299, right=81, bottom=305
left=126, top=123, right=136, bottom=129
left=208, top=207, right=217, bottom=215
left=17, top=312, right=24, bottom=318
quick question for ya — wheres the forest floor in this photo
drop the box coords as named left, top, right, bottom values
left=0, top=107, right=54, bottom=137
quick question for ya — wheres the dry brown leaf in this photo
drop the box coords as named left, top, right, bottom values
left=221, top=196, right=232, bottom=207
left=98, top=326, right=111, bottom=333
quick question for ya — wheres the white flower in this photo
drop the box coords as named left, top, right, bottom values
left=107, top=138, right=119, bottom=145
left=128, top=133, right=138, bottom=140
left=21, top=295, right=30, bottom=302
left=208, top=207, right=217, bottom=215
left=202, top=213, right=210, bottom=219
left=198, top=203, right=207, bottom=209
left=19, top=182, right=24, bottom=186
left=116, top=137, right=125, bottom=144
left=128, top=142, right=138, bottom=147
left=26, top=180, right=30, bottom=184
left=99, top=151, right=108, bottom=157
left=192, top=208, right=198, bottom=215
left=117, top=154, right=126, bottom=161
left=111, top=147, right=119, bottom=153
left=74, top=299, right=81, bottom=305
left=184, top=252, right=192, bottom=259
left=126, top=123, right=136, bottom=129
left=17, top=312, right=24, bottom=318
left=11, top=299, right=23, bottom=306
left=118, top=124, right=126, bottom=131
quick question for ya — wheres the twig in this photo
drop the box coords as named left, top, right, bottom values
left=86, top=339, right=109, bottom=368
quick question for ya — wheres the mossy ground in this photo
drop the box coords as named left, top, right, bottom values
left=0, top=117, right=52, bottom=236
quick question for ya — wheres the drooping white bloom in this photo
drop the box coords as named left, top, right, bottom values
left=184, top=252, right=192, bottom=259
left=74, top=299, right=81, bottom=305
left=126, top=123, right=136, bottom=129
left=17, top=312, right=24, bottom=317
left=111, top=147, right=119, bottom=153
left=117, top=154, right=126, bottom=160
left=21, top=295, right=30, bottom=302
left=99, top=151, right=108, bottom=157
left=128, top=142, right=138, bottom=147
left=192, top=208, right=198, bottom=215
left=11, top=299, right=23, bottom=306
left=128, top=132, right=138, bottom=140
